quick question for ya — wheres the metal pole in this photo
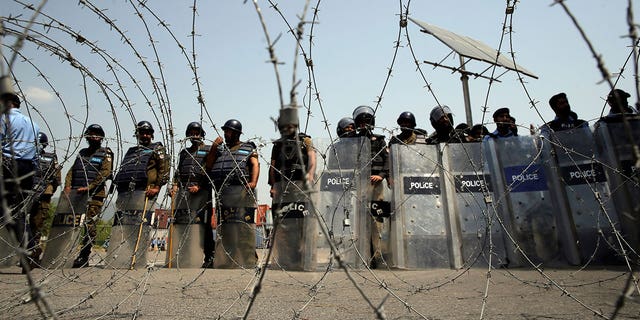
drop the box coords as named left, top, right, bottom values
left=459, top=56, right=473, bottom=126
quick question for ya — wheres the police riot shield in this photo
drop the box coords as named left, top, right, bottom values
left=484, top=136, right=565, bottom=267
left=165, top=189, right=210, bottom=268
left=105, top=190, right=151, bottom=269
left=271, top=180, right=317, bottom=271
left=594, top=118, right=640, bottom=255
left=40, top=190, right=88, bottom=269
left=440, top=142, right=506, bottom=268
left=389, top=143, right=458, bottom=269
left=213, top=185, right=257, bottom=269
left=542, top=129, right=621, bottom=265
left=315, top=137, right=371, bottom=269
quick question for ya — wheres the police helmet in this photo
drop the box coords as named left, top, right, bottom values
left=352, top=105, right=375, bottom=127
left=336, top=117, right=355, bottom=136
left=136, top=120, right=154, bottom=134
left=38, top=132, right=48, bottom=147
left=185, top=121, right=205, bottom=137
left=85, top=124, right=105, bottom=138
left=397, top=111, right=416, bottom=128
left=221, top=119, right=242, bottom=134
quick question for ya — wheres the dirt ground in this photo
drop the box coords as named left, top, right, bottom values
left=0, top=248, right=638, bottom=320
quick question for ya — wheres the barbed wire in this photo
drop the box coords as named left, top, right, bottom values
left=1, top=1, right=640, bottom=319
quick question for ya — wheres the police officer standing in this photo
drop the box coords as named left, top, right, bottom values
left=353, top=105, right=389, bottom=269
left=269, top=106, right=317, bottom=271
left=1, top=91, right=39, bottom=271
left=28, top=132, right=61, bottom=267
left=426, top=106, right=463, bottom=144
left=336, top=117, right=356, bottom=138
left=169, top=122, right=214, bottom=268
left=389, top=111, right=427, bottom=145
left=60, top=124, right=113, bottom=268
left=111, top=121, right=169, bottom=269
left=205, top=119, right=259, bottom=269
left=484, top=108, right=517, bottom=140
left=540, top=93, right=588, bottom=137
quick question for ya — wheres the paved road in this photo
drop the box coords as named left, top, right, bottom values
left=0, top=259, right=638, bottom=319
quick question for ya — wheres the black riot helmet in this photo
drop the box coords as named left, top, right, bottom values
left=221, top=119, right=242, bottom=134
left=336, top=117, right=355, bottom=137
left=352, top=105, right=375, bottom=128
left=38, top=132, right=48, bottom=148
left=85, top=124, right=105, bottom=138
left=397, top=111, right=416, bottom=128
left=136, top=120, right=154, bottom=134
left=185, top=121, right=206, bottom=137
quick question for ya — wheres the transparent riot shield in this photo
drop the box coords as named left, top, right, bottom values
left=542, top=129, right=622, bottom=265
left=166, top=189, right=210, bottom=268
left=271, top=180, right=317, bottom=271
left=389, top=143, right=458, bottom=269
left=594, top=118, right=640, bottom=255
left=105, top=190, right=151, bottom=269
left=484, top=136, right=565, bottom=267
left=213, top=185, right=257, bottom=269
left=315, top=137, right=371, bottom=269
left=40, top=190, right=88, bottom=268
left=440, top=142, right=506, bottom=268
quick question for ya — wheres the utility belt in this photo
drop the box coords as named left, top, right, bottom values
left=219, top=206, right=255, bottom=224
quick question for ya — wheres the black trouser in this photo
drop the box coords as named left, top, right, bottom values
left=2, top=158, right=36, bottom=249
left=199, top=201, right=215, bottom=261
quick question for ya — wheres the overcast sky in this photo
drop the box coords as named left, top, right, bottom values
left=2, top=0, right=637, bottom=204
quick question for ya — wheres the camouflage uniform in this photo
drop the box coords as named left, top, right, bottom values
left=269, top=133, right=317, bottom=271
left=171, top=142, right=214, bottom=267
left=65, top=146, right=114, bottom=264
left=29, top=149, right=62, bottom=262
left=210, top=141, right=259, bottom=269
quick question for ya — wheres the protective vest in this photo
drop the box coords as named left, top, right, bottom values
left=369, top=134, right=387, bottom=175
left=177, top=144, right=210, bottom=187
left=71, top=147, right=111, bottom=188
left=210, top=141, right=255, bottom=187
left=33, top=151, right=57, bottom=191
left=114, top=142, right=162, bottom=191
left=272, top=133, right=310, bottom=183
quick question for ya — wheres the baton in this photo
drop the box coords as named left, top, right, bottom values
left=167, top=190, right=177, bottom=268
left=130, top=191, right=150, bottom=270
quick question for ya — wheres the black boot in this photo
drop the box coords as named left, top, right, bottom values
left=201, top=256, right=214, bottom=268
left=73, top=244, right=92, bottom=268
left=72, top=254, right=89, bottom=268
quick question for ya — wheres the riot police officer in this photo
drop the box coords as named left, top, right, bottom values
left=389, top=111, right=427, bottom=145
left=269, top=107, right=316, bottom=198
left=336, top=117, right=356, bottom=138
left=353, top=105, right=390, bottom=269
left=426, top=105, right=463, bottom=144
left=268, top=106, right=317, bottom=271
left=28, top=132, right=61, bottom=267
left=169, top=122, right=214, bottom=268
left=110, top=120, right=169, bottom=269
left=61, top=124, right=113, bottom=268
left=205, top=119, right=259, bottom=268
